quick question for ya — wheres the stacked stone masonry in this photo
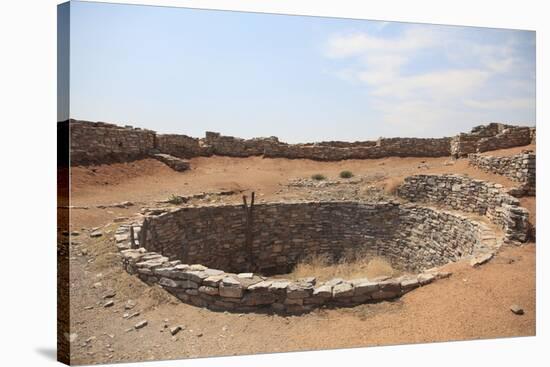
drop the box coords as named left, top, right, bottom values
left=397, top=174, right=531, bottom=242
left=69, top=120, right=156, bottom=165
left=138, top=201, right=495, bottom=274
left=114, top=201, right=498, bottom=314
left=450, top=123, right=533, bottom=158
left=152, top=154, right=190, bottom=172
left=66, top=119, right=534, bottom=165
left=468, top=151, right=536, bottom=196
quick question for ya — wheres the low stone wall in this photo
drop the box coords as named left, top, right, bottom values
left=68, top=119, right=534, bottom=165
left=155, top=134, right=203, bottom=158
left=450, top=123, right=532, bottom=157
left=397, top=174, right=530, bottom=242
left=264, top=137, right=451, bottom=160
left=137, top=201, right=495, bottom=275
left=114, top=199, right=498, bottom=313
left=202, top=132, right=280, bottom=157
left=468, top=151, right=536, bottom=196
left=152, top=154, right=190, bottom=172
left=117, top=242, right=446, bottom=314
left=477, top=126, right=532, bottom=153
left=69, top=120, right=156, bottom=165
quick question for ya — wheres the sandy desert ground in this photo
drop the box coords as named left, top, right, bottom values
left=60, top=144, right=535, bottom=365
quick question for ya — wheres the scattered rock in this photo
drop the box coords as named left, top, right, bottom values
left=102, top=289, right=116, bottom=299
left=124, top=311, right=140, bottom=319
left=470, top=253, right=493, bottom=267
left=510, top=304, right=524, bottom=315
left=170, top=326, right=183, bottom=336
left=134, top=320, right=148, bottom=329
left=103, top=300, right=114, bottom=308
left=90, top=231, right=103, bottom=238
left=124, top=300, right=136, bottom=310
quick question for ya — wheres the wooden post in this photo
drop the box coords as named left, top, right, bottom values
left=242, top=192, right=256, bottom=272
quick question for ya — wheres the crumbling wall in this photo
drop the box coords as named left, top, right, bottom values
left=155, top=134, right=204, bottom=158
left=70, top=119, right=155, bottom=165
left=202, top=132, right=280, bottom=157
left=264, top=137, right=451, bottom=160
left=397, top=174, right=530, bottom=242
left=450, top=123, right=532, bottom=157
left=69, top=119, right=534, bottom=165
left=468, top=151, right=536, bottom=196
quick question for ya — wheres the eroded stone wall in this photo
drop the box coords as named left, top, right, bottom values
left=264, top=137, right=451, bottom=160
left=397, top=174, right=530, bottom=242
left=155, top=134, right=203, bottom=158
left=202, top=131, right=280, bottom=157
left=450, top=123, right=533, bottom=157
left=69, top=120, right=155, bottom=165
left=138, top=201, right=490, bottom=274
left=468, top=151, right=536, bottom=196
left=68, top=119, right=534, bottom=165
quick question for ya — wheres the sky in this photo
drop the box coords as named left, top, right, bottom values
left=64, top=1, right=536, bottom=143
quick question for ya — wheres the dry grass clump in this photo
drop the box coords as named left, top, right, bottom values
left=167, top=194, right=184, bottom=204
left=288, top=250, right=401, bottom=282
left=339, top=170, right=354, bottom=179
left=311, top=173, right=327, bottom=181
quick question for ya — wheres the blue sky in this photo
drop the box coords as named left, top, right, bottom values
left=66, top=1, right=535, bottom=142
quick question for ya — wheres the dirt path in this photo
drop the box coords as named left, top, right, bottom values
left=65, top=151, right=536, bottom=365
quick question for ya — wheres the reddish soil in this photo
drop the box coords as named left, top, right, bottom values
left=64, top=147, right=536, bottom=365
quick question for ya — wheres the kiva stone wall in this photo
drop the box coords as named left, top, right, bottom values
left=117, top=243, right=443, bottom=314
left=468, top=151, right=536, bottom=196
left=68, top=119, right=534, bottom=165
left=113, top=201, right=497, bottom=314
left=138, top=201, right=493, bottom=274
left=450, top=123, right=533, bottom=157
left=397, top=174, right=530, bottom=242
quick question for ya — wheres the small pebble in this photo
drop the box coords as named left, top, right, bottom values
left=510, top=304, right=524, bottom=315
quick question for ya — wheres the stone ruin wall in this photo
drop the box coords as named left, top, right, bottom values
left=69, top=120, right=156, bottom=165
left=139, top=201, right=488, bottom=275
left=113, top=201, right=497, bottom=314
left=66, top=119, right=534, bottom=165
left=263, top=137, right=452, bottom=160
left=468, top=151, right=536, bottom=196
left=154, top=134, right=203, bottom=158
left=397, top=174, right=531, bottom=243
left=450, top=123, right=533, bottom=157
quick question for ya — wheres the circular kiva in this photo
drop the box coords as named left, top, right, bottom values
left=115, top=200, right=502, bottom=314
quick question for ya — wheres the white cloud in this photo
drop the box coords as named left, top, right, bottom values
left=360, top=68, right=489, bottom=100
left=323, top=25, right=535, bottom=131
left=464, top=97, right=535, bottom=110
left=325, top=26, right=438, bottom=58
